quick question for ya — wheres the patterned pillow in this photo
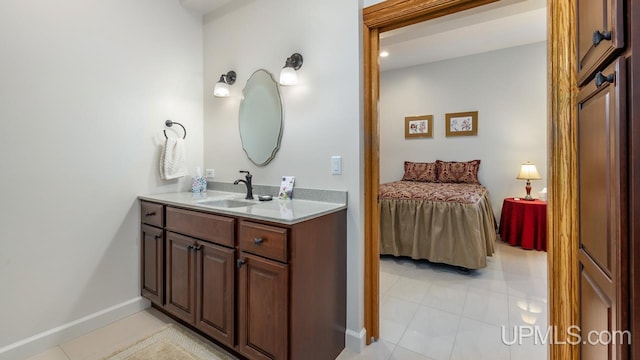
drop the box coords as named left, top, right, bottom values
left=401, top=161, right=438, bottom=182
left=436, top=160, right=481, bottom=184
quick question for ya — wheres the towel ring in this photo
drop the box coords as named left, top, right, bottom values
left=164, top=120, right=186, bottom=139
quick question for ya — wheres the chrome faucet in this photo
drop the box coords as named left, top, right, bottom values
left=233, top=170, right=254, bottom=200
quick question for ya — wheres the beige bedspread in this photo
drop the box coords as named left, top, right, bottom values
left=379, top=181, right=496, bottom=269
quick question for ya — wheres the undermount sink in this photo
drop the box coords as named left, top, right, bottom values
left=198, top=199, right=255, bottom=208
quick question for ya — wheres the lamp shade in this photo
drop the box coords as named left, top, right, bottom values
left=279, top=67, right=298, bottom=85
left=213, top=81, right=230, bottom=97
left=517, top=162, right=542, bottom=180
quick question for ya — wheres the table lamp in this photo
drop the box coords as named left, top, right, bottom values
left=517, top=161, right=542, bottom=200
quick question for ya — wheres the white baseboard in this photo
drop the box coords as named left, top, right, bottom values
left=0, top=297, right=149, bottom=360
left=345, top=327, right=367, bottom=353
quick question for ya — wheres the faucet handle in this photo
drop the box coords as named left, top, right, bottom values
left=239, top=170, right=250, bottom=174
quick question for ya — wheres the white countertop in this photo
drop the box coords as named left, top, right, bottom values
left=139, top=191, right=347, bottom=225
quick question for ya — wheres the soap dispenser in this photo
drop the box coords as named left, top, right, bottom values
left=192, top=167, right=207, bottom=193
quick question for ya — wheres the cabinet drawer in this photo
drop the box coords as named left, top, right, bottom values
left=239, top=221, right=287, bottom=262
left=166, top=207, right=235, bottom=248
left=141, top=201, right=164, bottom=227
left=576, top=0, right=624, bottom=85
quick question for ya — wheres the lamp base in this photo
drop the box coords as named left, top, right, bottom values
left=523, top=180, right=534, bottom=201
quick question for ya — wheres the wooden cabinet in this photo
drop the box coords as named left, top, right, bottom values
left=140, top=201, right=165, bottom=307
left=141, top=223, right=164, bottom=306
left=196, top=240, right=235, bottom=347
left=576, top=0, right=624, bottom=85
left=238, top=252, right=288, bottom=360
left=164, top=231, right=197, bottom=324
left=164, top=231, right=236, bottom=347
left=164, top=207, right=237, bottom=349
left=140, top=201, right=347, bottom=360
left=576, top=0, right=631, bottom=353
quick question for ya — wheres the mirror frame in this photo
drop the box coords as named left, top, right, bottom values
left=238, top=69, right=284, bottom=166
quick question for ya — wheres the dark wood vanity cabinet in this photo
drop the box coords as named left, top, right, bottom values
left=238, top=252, right=288, bottom=360
left=164, top=207, right=237, bottom=349
left=140, top=201, right=165, bottom=306
left=164, top=230, right=236, bottom=348
left=139, top=200, right=347, bottom=360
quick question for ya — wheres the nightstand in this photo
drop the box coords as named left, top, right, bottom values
left=499, top=197, right=547, bottom=251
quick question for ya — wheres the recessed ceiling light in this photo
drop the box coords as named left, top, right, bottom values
left=379, top=51, right=389, bottom=58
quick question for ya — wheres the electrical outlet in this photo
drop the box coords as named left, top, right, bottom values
left=205, top=169, right=215, bottom=178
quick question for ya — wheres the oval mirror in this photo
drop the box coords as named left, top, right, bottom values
left=238, top=69, right=283, bottom=166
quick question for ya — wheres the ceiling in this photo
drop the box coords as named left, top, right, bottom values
left=179, top=0, right=233, bottom=14
left=377, top=0, right=547, bottom=71
left=179, top=0, right=547, bottom=72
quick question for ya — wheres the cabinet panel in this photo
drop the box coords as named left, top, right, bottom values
left=580, top=266, right=612, bottom=360
left=165, top=232, right=197, bottom=324
left=141, top=224, right=163, bottom=306
left=239, top=221, right=288, bottom=263
left=166, top=207, right=235, bottom=247
left=577, top=56, right=628, bottom=358
left=141, top=201, right=164, bottom=227
left=196, top=241, right=235, bottom=348
left=239, top=253, right=288, bottom=360
left=576, top=0, right=624, bottom=85
left=578, top=57, right=627, bottom=275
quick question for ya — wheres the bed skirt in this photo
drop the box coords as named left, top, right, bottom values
left=379, top=192, right=497, bottom=269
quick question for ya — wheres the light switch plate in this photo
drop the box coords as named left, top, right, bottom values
left=331, top=156, right=342, bottom=175
left=205, top=169, right=215, bottom=178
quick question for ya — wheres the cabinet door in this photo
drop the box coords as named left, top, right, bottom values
left=576, top=0, right=624, bottom=85
left=238, top=253, right=288, bottom=360
left=577, top=57, right=628, bottom=359
left=195, top=241, right=235, bottom=348
left=141, top=224, right=163, bottom=306
left=165, top=232, right=197, bottom=324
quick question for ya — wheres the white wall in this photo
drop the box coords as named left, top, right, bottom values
left=379, top=42, right=547, bottom=219
left=202, top=0, right=364, bottom=349
left=0, top=1, right=203, bottom=357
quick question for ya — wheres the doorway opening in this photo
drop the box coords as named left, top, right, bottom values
left=362, top=1, right=578, bottom=359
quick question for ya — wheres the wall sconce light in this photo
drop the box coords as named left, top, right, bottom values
left=279, top=53, right=303, bottom=86
left=213, top=70, right=236, bottom=98
left=516, top=161, right=542, bottom=200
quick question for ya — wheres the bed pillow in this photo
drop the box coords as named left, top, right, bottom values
left=402, top=161, right=438, bottom=182
left=436, top=160, right=481, bottom=184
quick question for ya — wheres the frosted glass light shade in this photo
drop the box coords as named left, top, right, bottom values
left=279, top=67, right=298, bottom=85
left=214, top=81, right=230, bottom=97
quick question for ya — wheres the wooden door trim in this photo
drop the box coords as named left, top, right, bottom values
left=547, top=0, right=579, bottom=358
left=631, top=0, right=640, bottom=355
left=362, top=1, right=579, bottom=358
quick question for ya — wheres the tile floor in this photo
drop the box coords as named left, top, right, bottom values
left=28, top=240, right=547, bottom=360
left=25, top=308, right=224, bottom=360
left=337, top=240, right=548, bottom=360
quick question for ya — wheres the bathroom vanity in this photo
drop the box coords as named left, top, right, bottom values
left=138, top=191, right=347, bottom=360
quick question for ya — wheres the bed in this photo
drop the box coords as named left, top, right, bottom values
left=379, top=160, right=497, bottom=269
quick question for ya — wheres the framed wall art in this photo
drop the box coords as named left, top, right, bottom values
left=445, top=111, right=478, bottom=137
left=405, top=115, right=433, bottom=138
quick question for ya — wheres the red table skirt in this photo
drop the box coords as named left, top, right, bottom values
left=499, top=198, right=547, bottom=251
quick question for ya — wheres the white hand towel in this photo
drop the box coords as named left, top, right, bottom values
left=160, top=138, right=188, bottom=180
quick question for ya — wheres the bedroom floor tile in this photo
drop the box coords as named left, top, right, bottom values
left=450, top=317, right=510, bottom=360
left=398, top=306, right=460, bottom=360
left=379, top=240, right=548, bottom=359
left=420, top=282, right=468, bottom=315
left=386, top=277, right=432, bottom=303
